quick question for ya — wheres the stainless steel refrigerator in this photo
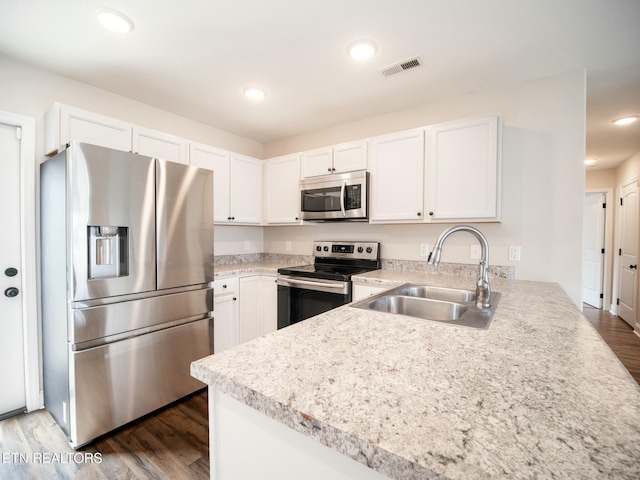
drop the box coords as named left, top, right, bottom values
left=40, top=142, right=214, bottom=447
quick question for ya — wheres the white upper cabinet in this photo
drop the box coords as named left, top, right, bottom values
left=190, top=142, right=231, bottom=223
left=189, top=146, right=263, bottom=224
left=264, top=154, right=301, bottom=224
left=427, top=115, right=500, bottom=221
left=301, top=140, right=367, bottom=178
left=369, top=129, right=425, bottom=222
left=132, top=126, right=188, bottom=164
left=301, top=148, right=333, bottom=177
left=333, top=140, right=368, bottom=173
left=230, top=153, right=263, bottom=224
left=45, top=103, right=131, bottom=155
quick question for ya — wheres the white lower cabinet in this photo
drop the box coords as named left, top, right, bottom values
left=352, top=284, right=386, bottom=302
left=239, top=275, right=278, bottom=343
left=213, top=278, right=239, bottom=354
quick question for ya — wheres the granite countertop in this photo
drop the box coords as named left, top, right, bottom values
left=192, top=269, right=640, bottom=479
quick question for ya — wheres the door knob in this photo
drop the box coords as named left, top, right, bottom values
left=4, top=287, right=19, bottom=298
left=630, top=264, right=638, bottom=270
left=4, top=267, right=17, bottom=277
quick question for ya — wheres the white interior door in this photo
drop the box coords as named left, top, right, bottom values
left=618, top=182, right=639, bottom=327
left=583, top=193, right=605, bottom=308
left=0, top=122, right=26, bottom=418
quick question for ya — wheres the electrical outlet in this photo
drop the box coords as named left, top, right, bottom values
left=244, top=240, right=251, bottom=251
left=470, top=245, right=481, bottom=260
left=509, top=245, right=521, bottom=262
left=419, top=243, right=430, bottom=257
left=285, top=241, right=292, bottom=252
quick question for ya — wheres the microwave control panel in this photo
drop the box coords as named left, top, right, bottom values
left=345, top=184, right=362, bottom=210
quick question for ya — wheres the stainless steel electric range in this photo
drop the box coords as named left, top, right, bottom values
left=276, top=241, right=380, bottom=329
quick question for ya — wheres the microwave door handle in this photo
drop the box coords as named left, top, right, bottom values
left=340, top=181, right=347, bottom=217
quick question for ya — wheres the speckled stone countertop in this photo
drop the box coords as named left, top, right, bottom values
left=193, top=269, right=640, bottom=479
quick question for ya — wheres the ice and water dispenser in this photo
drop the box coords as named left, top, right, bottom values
left=88, top=226, right=129, bottom=279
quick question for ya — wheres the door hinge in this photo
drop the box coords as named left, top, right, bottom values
left=15, top=126, right=22, bottom=140
left=601, top=248, right=605, bottom=254
left=602, top=202, right=606, bottom=208
left=620, top=197, right=623, bottom=206
left=600, top=293, right=604, bottom=299
left=619, top=248, right=622, bottom=256
left=617, top=298, right=620, bottom=305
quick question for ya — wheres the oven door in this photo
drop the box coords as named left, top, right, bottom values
left=276, top=275, right=351, bottom=329
left=299, top=171, right=368, bottom=220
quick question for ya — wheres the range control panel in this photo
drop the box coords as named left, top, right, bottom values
left=313, top=241, right=379, bottom=261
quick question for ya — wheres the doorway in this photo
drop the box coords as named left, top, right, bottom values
left=617, top=181, right=639, bottom=328
left=583, top=192, right=606, bottom=308
left=0, top=111, right=38, bottom=418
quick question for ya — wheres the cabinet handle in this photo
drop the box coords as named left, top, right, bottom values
left=429, top=211, right=434, bottom=216
left=328, top=168, right=332, bottom=172
left=631, top=264, right=638, bottom=270
left=417, top=212, right=422, bottom=217
left=222, top=284, right=227, bottom=288
left=232, top=297, right=237, bottom=301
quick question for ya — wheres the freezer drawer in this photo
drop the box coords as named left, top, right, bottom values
left=68, top=317, right=213, bottom=447
left=71, top=287, right=213, bottom=345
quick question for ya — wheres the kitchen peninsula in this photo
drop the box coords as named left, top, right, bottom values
left=192, top=269, right=640, bottom=479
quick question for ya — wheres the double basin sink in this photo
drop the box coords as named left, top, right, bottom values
left=351, top=283, right=501, bottom=329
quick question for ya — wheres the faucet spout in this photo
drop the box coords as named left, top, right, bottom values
left=428, top=225, right=491, bottom=309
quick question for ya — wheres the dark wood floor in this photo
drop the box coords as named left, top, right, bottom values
left=0, top=390, right=209, bottom=480
left=583, top=304, right=640, bottom=384
left=1, top=310, right=639, bottom=479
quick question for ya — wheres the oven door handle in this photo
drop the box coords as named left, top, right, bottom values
left=340, top=181, right=346, bottom=217
left=276, top=277, right=348, bottom=294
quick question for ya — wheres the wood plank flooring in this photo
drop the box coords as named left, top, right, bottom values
left=0, top=390, right=209, bottom=480
left=583, top=304, right=640, bottom=384
left=1, top=309, right=639, bottom=480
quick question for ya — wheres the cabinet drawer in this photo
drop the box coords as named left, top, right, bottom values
left=213, top=277, right=238, bottom=296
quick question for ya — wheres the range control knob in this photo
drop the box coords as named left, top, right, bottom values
left=323, top=246, right=329, bottom=252
left=366, top=247, right=373, bottom=254
left=357, top=246, right=364, bottom=253
left=316, top=246, right=322, bottom=252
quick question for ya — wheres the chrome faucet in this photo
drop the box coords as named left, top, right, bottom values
left=428, top=225, right=492, bottom=309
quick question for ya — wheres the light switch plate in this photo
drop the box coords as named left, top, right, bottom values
left=419, top=243, right=430, bottom=257
left=509, top=245, right=521, bottom=261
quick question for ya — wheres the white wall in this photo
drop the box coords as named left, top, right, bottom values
left=0, top=55, right=263, bottom=160
left=264, top=71, right=587, bottom=306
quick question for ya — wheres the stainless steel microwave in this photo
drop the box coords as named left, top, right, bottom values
left=299, top=170, right=369, bottom=221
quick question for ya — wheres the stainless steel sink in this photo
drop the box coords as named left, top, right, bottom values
left=395, top=285, right=476, bottom=303
left=351, top=283, right=501, bottom=329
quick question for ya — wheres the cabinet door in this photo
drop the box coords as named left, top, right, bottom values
left=190, top=143, right=231, bottom=223
left=301, top=148, right=333, bottom=178
left=264, top=154, right=301, bottom=224
left=132, top=126, right=188, bottom=164
left=230, top=154, right=263, bottom=224
left=369, top=129, right=425, bottom=222
left=239, top=276, right=264, bottom=343
left=261, top=276, right=278, bottom=335
left=214, top=294, right=239, bottom=354
left=333, top=140, right=367, bottom=173
left=428, top=115, right=499, bottom=221
left=46, top=103, right=132, bottom=155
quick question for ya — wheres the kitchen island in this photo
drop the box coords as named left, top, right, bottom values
left=191, top=270, right=640, bottom=479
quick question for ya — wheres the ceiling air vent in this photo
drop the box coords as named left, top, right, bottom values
left=379, top=56, right=424, bottom=77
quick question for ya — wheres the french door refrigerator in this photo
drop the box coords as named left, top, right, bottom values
left=40, top=142, right=214, bottom=447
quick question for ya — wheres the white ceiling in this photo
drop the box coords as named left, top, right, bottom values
left=1, top=0, right=639, bottom=169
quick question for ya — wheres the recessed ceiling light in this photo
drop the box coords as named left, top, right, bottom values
left=243, top=87, right=267, bottom=100
left=612, top=115, right=639, bottom=126
left=96, top=8, right=134, bottom=34
left=584, top=159, right=597, bottom=166
left=347, top=40, right=378, bottom=61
